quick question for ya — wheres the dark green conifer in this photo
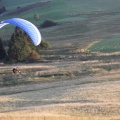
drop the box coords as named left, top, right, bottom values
left=0, top=37, right=6, bottom=59
left=8, top=27, right=40, bottom=62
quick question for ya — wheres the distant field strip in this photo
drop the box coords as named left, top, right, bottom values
left=89, top=37, right=120, bottom=53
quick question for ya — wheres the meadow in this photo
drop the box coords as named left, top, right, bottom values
left=0, top=60, right=120, bottom=120
left=89, top=37, right=120, bottom=53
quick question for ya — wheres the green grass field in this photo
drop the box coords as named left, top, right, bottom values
left=1, top=0, right=120, bottom=22
left=89, top=37, right=120, bottom=53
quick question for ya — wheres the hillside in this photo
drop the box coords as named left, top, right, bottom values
left=1, top=0, right=120, bottom=48
left=1, top=0, right=120, bottom=22
left=0, top=0, right=120, bottom=120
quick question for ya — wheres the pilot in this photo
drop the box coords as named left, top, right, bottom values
left=13, top=67, right=21, bottom=74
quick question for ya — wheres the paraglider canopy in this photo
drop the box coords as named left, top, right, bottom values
left=0, top=18, right=41, bottom=46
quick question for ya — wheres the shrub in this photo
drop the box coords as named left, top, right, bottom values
left=0, top=5, right=6, bottom=14
left=34, top=13, right=39, bottom=21
left=39, top=39, right=50, bottom=49
left=27, top=50, right=40, bottom=62
left=40, top=19, right=58, bottom=28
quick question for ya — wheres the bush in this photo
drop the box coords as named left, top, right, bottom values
left=34, top=13, right=39, bottom=21
left=27, top=50, right=40, bottom=62
left=0, top=5, right=6, bottom=14
left=39, top=39, right=50, bottom=49
left=40, top=19, right=58, bottom=28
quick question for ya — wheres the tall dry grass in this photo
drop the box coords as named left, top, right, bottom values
left=0, top=114, right=120, bottom=120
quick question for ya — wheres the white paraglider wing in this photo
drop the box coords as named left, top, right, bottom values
left=0, top=18, right=41, bottom=46
left=0, top=22, right=9, bottom=28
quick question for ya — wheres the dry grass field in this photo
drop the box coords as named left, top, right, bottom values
left=0, top=55, right=120, bottom=120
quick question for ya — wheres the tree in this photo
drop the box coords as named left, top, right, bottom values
left=0, top=37, right=6, bottom=59
left=7, top=27, right=40, bottom=62
left=34, top=13, right=39, bottom=21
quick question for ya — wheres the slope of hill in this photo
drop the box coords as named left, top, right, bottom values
left=0, top=1, right=120, bottom=119
left=1, top=0, right=120, bottom=22
left=1, top=0, right=120, bottom=55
